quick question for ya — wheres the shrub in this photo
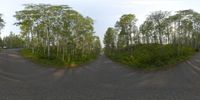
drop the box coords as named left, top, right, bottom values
left=20, top=48, right=98, bottom=68
left=107, top=44, right=196, bottom=70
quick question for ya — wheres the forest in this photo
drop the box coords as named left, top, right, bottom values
left=13, top=4, right=101, bottom=67
left=104, top=9, right=200, bottom=70
left=1, top=6, right=200, bottom=69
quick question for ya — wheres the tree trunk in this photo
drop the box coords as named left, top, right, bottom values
left=47, top=26, right=50, bottom=59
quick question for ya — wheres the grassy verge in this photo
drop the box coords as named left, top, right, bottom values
left=106, top=44, right=197, bottom=71
left=20, top=49, right=98, bottom=69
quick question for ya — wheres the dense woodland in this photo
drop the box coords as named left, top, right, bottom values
left=0, top=32, right=24, bottom=48
left=14, top=4, right=101, bottom=67
left=1, top=7, right=200, bottom=69
left=104, top=9, right=200, bottom=69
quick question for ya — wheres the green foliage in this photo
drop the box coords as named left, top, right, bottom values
left=3, top=32, right=24, bottom=48
left=104, top=10, right=200, bottom=71
left=0, top=14, right=4, bottom=33
left=15, top=4, right=101, bottom=68
left=104, top=27, right=117, bottom=54
left=21, top=48, right=99, bottom=68
left=0, top=37, right=3, bottom=48
left=108, top=44, right=195, bottom=70
left=20, top=49, right=65, bottom=68
left=0, top=14, right=4, bottom=49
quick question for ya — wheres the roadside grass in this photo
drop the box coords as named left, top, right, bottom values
left=20, top=49, right=98, bottom=69
left=107, top=44, right=197, bottom=71
left=20, top=49, right=65, bottom=68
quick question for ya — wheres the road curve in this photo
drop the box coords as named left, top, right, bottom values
left=0, top=49, right=200, bottom=100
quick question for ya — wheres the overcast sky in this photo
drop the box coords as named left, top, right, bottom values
left=0, top=0, right=199, bottom=44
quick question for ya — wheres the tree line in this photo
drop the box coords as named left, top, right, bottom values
left=14, top=4, right=101, bottom=66
left=0, top=32, right=24, bottom=48
left=104, top=9, right=200, bottom=69
left=0, top=13, right=5, bottom=48
left=104, top=9, right=200, bottom=55
left=0, top=14, right=24, bottom=49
